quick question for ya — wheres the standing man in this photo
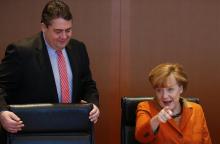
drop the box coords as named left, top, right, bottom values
left=0, top=0, right=100, bottom=136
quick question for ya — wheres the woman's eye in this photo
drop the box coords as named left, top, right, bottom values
left=168, top=88, right=174, bottom=92
left=155, top=88, right=161, bottom=93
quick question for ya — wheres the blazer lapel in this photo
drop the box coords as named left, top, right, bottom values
left=179, top=104, right=193, bottom=131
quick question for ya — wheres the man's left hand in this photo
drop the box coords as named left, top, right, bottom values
left=89, top=104, right=100, bottom=123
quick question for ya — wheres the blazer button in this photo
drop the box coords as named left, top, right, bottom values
left=143, top=132, right=149, bottom=137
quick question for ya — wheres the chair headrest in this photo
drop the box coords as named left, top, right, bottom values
left=9, top=103, right=93, bottom=133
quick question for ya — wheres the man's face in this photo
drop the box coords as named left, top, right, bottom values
left=42, top=18, right=72, bottom=50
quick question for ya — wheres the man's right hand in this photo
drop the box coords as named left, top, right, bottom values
left=0, top=111, right=24, bottom=133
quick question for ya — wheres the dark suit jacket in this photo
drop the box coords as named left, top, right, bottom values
left=0, top=32, right=99, bottom=109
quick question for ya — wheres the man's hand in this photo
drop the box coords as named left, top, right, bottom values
left=0, top=111, right=24, bottom=133
left=89, top=104, right=100, bottom=123
left=80, top=100, right=100, bottom=123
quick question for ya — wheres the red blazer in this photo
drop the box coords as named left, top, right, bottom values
left=135, top=99, right=212, bottom=144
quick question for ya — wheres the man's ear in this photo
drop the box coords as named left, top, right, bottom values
left=41, top=23, right=47, bottom=32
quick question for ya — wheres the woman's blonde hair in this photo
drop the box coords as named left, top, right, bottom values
left=149, top=63, right=188, bottom=90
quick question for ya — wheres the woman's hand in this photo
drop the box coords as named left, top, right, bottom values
left=150, top=107, right=173, bottom=132
left=157, top=106, right=173, bottom=123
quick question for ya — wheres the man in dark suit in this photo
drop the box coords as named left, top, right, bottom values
left=0, top=0, right=99, bottom=135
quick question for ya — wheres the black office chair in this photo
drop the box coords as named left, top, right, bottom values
left=7, top=103, right=94, bottom=144
left=121, top=96, right=199, bottom=144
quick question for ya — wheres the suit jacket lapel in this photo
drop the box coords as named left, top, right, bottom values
left=66, top=43, right=79, bottom=103
left=35, top=33, right=59, bottom=102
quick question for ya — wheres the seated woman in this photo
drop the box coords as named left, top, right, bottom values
left=135, top=63, right=212, bottom=144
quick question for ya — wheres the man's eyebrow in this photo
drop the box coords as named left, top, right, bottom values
left=54, top=29, right=63, bottom=31
left=65, top=27, right=72, bottom=30
left=54, top=27, right=72, bottom=31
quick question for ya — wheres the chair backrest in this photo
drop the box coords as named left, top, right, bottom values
left=7, top=103, right=94, bottom=144
left=121, top=96, right=199, bottom=144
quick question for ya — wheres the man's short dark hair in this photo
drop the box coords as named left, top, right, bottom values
left=41, top=0, right=72, bottom=27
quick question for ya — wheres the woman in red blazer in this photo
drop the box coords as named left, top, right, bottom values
left=135, top=63, right=212, bottom=144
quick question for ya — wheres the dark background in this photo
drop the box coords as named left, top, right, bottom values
left=0, top=0, right=219, bottom=143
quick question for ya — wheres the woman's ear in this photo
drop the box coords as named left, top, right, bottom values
left=180, top=85, right=183, bottom=94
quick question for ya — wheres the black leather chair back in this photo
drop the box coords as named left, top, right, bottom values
left=7, top=103, right=94, bottom=144
left=121, top=96, right=199, bottom=144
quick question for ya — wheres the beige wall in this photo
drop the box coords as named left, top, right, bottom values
left=0, top=0, right=219, bottom=143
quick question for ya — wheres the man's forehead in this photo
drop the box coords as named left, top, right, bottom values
left=53, top=27, right=72, bottom=31
left=49, top=18, right=72, bottom=28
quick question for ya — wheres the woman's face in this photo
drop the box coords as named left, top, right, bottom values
left=155, top=74, right=183, bottom=111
